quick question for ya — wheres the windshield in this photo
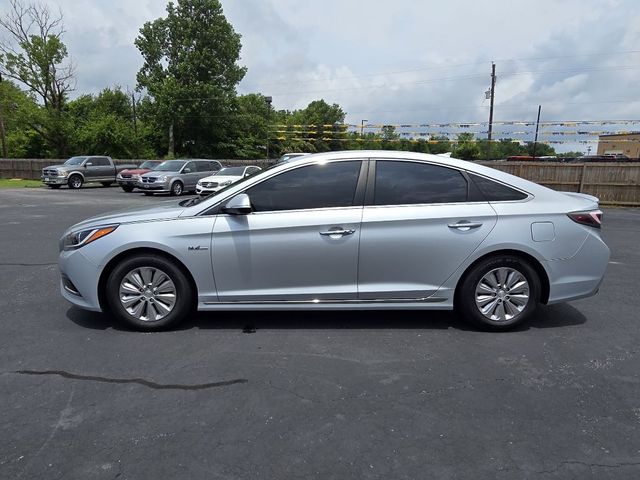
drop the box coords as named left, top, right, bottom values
left=64, top=156, right=87, bottom=165
left=217, top=167, right=245, bottom=176
left=140, top=161, right=161, bottom=170
left=154, top=160, right=187, bottom=172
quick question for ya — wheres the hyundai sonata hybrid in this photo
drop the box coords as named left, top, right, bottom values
left=58, top=151, right=609, bottom=331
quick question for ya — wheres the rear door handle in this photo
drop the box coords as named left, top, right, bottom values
left=320, top=228, right=356, bottom=237
left=448, top=222, right=483, bottom=230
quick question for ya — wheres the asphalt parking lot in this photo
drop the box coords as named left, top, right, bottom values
left=1, top=185, right=639, bottom=479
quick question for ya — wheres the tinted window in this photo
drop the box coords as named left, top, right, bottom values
left=210, top=161, right=222, bottom=171
left=247, top=161, right=362, bottom=212
left=470, top=174, right=528, bottom=201
left=374, top=161, right=467, bottom=205
left=195, top=161, right=211, bottom=172
left=183, top=162, right=196, bottom=172
left=97, top=157, right=111, bottom=166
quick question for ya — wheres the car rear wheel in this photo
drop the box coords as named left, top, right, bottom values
left=170, top=181, right=184, bottom=196
left=455, top=256, right=540, bottom=331
left=67, top=175, right=83, bottom=189
left=121, top=185, right=134, bottom=193
left=105, top=255, right=194, bottom=331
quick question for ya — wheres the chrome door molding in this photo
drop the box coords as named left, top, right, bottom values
left=204, top=296, right=448, bottom=305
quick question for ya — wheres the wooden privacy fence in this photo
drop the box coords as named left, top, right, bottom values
left=1, top=158, right=639, bottom=206
left=478, top=161, right=640, bottom=206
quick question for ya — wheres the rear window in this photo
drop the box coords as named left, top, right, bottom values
left=469, top=174, right=528, bottom=201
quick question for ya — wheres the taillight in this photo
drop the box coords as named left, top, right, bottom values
left=568, top=210, right=602, bottom=229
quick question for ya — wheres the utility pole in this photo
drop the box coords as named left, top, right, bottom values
left=486, top=62, right=496, bottom=160
left=265, top=96, right=272, bottom=161
left=532, top=105, right=542, bottom=160
left=0, top=73, right=7, bottom=159
left=131, top=92, right=138, bottom=136
left=360, top=119, right=368, bottom=149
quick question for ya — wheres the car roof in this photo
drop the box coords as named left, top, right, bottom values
left=285, top=150, right=551, bottom=196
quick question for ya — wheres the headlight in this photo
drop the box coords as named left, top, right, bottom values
left=132, top=174, right=141, bottom=180
left=159, top=175, right=170, bottom=182
left=60, top=171, right=68, bottom=177
left=197, top=180, right=203, bottom=185
left=220, top=180, right=233, bottom=186
left=63, top=225, right=118, bottom=251
left=116, top=173, right=122, bottom=179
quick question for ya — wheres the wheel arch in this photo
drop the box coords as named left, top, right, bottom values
left=97, top=247, right=198, bottom=311
left=454, top=249, right=550, bottom=306
left=67, top=171, right=85, bottom=180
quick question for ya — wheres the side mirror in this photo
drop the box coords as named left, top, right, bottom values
left=222, top=193, right=252, bottom=215
left=183, top=168, right=191, bottom=173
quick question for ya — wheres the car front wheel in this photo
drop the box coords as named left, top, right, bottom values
left=170, top=181, right=183, bottom=196
left=455, top=256, right=540, bottom=331
left=105, top=255, right=194, bottom=331
left=67, top=175, right=83, bottom=189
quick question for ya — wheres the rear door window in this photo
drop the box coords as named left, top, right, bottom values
left=373, top=161, right=468, bottom=205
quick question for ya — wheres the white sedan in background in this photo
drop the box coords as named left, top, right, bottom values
left=196, top=166, right=262, bottom=195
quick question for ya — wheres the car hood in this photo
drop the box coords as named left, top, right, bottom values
left=66, top=201, right=185, bottom=233
left=120, top=168, right=152, bottom=175
left=200, top=175, right=241, bottom=183
left=141, top=171, right=179, bottom=178
left=43, top=164, right=70, bottom=170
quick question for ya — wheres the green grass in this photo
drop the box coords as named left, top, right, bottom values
left=0, top=178, right=44, bottom=188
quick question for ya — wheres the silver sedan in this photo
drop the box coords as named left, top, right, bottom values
left=58, top=151, right=609, bottom=331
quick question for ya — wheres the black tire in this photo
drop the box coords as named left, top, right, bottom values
left=121, top=185, right=134, bottom=193
left=105, top=254, right=194, bottom=331
left=48, top=185, right=61, bottom=189
left=455, top=255, right=541, bottom=331
left=67, top=175, right=83, bottom=189
left=143, top=192, right=154, bottom=196
left=101, top=182, right=113, bottom=187
left=170, top=181, right=184, bottom=196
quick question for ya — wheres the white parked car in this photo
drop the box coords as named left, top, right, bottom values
left=196, top=166, right=262, bottom=195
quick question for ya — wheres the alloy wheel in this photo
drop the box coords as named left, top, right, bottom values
left=474, top=267, right=530, bottom=322
left=119, top=267, right=177, bottom=322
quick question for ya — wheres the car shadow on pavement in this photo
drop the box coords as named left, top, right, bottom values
left=67, top=303, right=586, bottom=333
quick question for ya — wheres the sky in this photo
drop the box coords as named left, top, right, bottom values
left=4, top=0, right=640, bottom=153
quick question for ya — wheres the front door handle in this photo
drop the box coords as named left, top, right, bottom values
left=319, top=228, right=356, bottom=237
left=448, top=221, right=483, bottom=231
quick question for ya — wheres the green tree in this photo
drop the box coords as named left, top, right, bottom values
left=0, top=0, right=75, bottom=155
left=67, top=88, right=156, bottom=158
left=453, top=133, right=481, bottom=160
left=0, top=79, right=44, bottom=157
left=135, top=0, right=246, bottom=157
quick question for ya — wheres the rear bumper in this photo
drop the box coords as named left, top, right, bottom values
left=544, top=231, right=610, bottom=304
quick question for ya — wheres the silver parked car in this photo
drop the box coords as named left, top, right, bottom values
left=58, top=151, right=609, bottom=331
left=137, top=159, right=222, bottom=196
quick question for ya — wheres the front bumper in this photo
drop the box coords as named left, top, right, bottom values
left=58, top=248, right=103, bottom=311
left=117, top=179, right=139, bottom=188
left=196, top=185, right=224, bottom=195
left=137, top=180, right=171, bottom=193
left=42, top=176, right=67, bottom=185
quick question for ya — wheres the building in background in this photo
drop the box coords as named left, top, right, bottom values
left=597, top=132, right=640, bottom=158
